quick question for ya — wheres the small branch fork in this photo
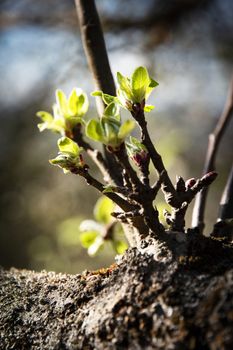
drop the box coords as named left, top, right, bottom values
left=192, top=75, right=233, bottom=232
left=131, top=103, right=219, bottom=232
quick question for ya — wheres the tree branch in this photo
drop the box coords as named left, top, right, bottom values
left=192, top=75, right=233, bottom=232
left=218, top=163, right=233, bottom=221
left=113, top=144, right=142, bottom=191
left=131, top=104, right=180, bottom=208
left=72, top=168, right=133, bottom=212
left=75, top=0, right=124, bottom=186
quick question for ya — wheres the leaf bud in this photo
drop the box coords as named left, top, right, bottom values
left=132, top=150, right=148, bottom=167
left=201, top=171, right=218, bottom=185
left=132, top=102, right=142, bottom=113
left=185, top=178, right=196, bottom=189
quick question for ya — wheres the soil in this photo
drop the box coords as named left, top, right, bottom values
left=1, top=234, right=233, bottom=350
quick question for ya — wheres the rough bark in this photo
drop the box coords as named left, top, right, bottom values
left=1, top=234, right=233, bottom=350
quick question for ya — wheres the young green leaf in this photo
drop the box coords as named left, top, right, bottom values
left=36, top=111, right=65, bottom=133
left=145, top=78, right=159, bottom=99
left=86, top=119, right=105, bottom=142
left=131, top=66, right=150, bottom=103
left=36, top=111, right=53, bottom=123
left=80, top=231, right=99, bottom=248
left=68, top=88, right=89, bottom=117
left=144, top=105, right=155, bottom=113
left=118, top=120, right=135, bottom=140
left=117, top=72, right=133, bottom=100
left=56, top=89, right=69, bottom=117
left=104, top=102, right=120, bottom=120
left=58, top=137, right=80, bottom=156
left=49, top=154, right=72, bottom=174
left=91, top=91, right=115, bottom=105
left=94, top=196, right=115, bottom=224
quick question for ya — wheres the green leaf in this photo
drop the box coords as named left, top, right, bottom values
left=91, top=91, right=102, bottom=96
left=49, top=154, right=68, bottom=166
left=80, top=231, right=99, bottom=248
left=91, top=91, right=115, bottom=105
left=56, top=89, right=68, bottom=116
left=116, top=88, right=133, bottom=110
left=118, top=120, right=135, bottom=140
left=112, top=239, right=128, bottom=254
left=36, top=111, right=53, bottom=122
left=117, top=72, right=132, bottom=100
left=104, top=102, right=120, bottom=120
left=68, top=88, right=89, bottom=117
left=101, top=119, right=119, bottom=147
left=86, top=119, right=105, bottom=142
left=144, top=105, right=155, bottom=113
left=128, top=136, right=146, bottom=150
left=36, top=111, right=63, bottom=133
left=88, top=236, right=104, bottom=256
left=145, top=78, right=159, bottom=99
left=68, top=88, right=79, bottom=115
left=131, top=66, right=150, bottom=103
left=58, top=137, right=79, bottom=156
left=126, top=136, right=147, bottom=158
left=149, top=78, right=159, bottom=88
left=102, top=94, right=116, bottom=105
left=49, top=154, right=71, bottom=174
left=94, top=196, right=115, bottom=224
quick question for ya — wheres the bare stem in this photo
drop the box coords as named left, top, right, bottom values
left=192, top=75, right=233, bottom=232
left=218, top=163, right=233, bottom=221
left=113, top=144, right=142, bottom=191
left=74, top=168, right=133, bottom=212
left=171, top=171, right=218, bottom=231
left=74, top=0, right=115, bottom=105
left=75, top=0, right=124, bottom=186
left=131, top=105, right=180, bottom=208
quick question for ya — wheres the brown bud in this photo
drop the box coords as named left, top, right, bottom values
left=132, top=103, right=141, bottom=113
left=185, top=178, right=196, bottom=189
left=201, top=171, right=218, bottom=185
left=132, top=150, right=148, bottom=166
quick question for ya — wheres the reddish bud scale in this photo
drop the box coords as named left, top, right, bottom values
left=185, top=178, right=196, bottom=189
left=132, top=151, right=148, bottom=167
left=201, top=171, right=218, bottom=185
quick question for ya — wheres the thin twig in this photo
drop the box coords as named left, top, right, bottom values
left=171, top=171, right=218, bottom=231
left=72, top=125, right=110, bottom=182
left=192, top=75, right=233, bottom=232
left=113, top=144, right=142, bottom=191
left=74, top=169, right=133, bottom=212
left=131, top=105, right=180, bottom=208
left=218, top=163, right=233, bottom=220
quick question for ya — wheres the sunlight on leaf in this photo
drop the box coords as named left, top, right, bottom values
left=94, top=196, right=115, bottom=224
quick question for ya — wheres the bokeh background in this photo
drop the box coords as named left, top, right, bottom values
left=0, top=0, right=232, bottom=274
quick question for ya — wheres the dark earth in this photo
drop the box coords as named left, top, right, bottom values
left=1, top=232, right=233, bottom=350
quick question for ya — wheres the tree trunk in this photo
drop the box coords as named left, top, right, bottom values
left=1, top=234, right=233, bottom=350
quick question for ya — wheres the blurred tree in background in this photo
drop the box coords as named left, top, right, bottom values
left=0, top=0, right=232, bottom=273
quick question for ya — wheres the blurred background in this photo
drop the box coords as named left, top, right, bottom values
left=0, top=0, right=232, bottom=274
